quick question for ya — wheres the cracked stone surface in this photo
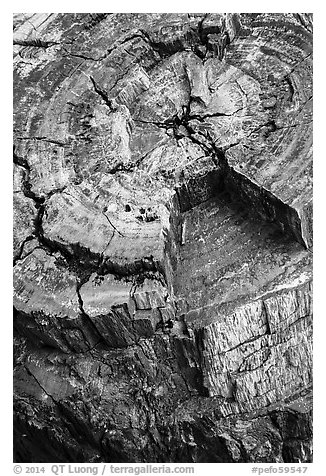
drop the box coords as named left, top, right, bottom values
left=13, top=13, right=313, bottom=463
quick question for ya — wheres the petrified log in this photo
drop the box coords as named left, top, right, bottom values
left=13, top=13, right=313, bottom=463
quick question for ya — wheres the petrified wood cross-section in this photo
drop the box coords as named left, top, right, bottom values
left=13, top=13, right=312, bottom=463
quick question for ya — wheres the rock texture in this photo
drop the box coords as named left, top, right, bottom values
left=13, top=13, right=313, bottom=463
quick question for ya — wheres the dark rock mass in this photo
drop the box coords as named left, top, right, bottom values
left=13, top=13, right=313, bottom=463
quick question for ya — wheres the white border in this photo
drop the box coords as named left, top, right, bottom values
left=3, top=3, right=325, bottom=474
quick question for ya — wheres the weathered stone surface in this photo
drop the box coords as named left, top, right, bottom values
left=174, top=192, right=312, bottom=412
left=13, top=163, right=37, bottom=262
left=14, top=248, right=100, bottom=352
left=13, top=13, right=312, bottom=463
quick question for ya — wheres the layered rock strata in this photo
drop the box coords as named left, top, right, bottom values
left=13, top=13, right=313, bottom=463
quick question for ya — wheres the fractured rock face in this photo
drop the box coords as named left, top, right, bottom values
left=14, top=248, right=100, bottom=352
left=13, top=13, right=313, bottom=463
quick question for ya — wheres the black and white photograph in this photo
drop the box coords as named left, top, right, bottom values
left=11, top=6, right=315, bottom=472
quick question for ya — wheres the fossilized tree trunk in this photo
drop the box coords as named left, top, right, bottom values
left=13, top=13, right=313, bottom=463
